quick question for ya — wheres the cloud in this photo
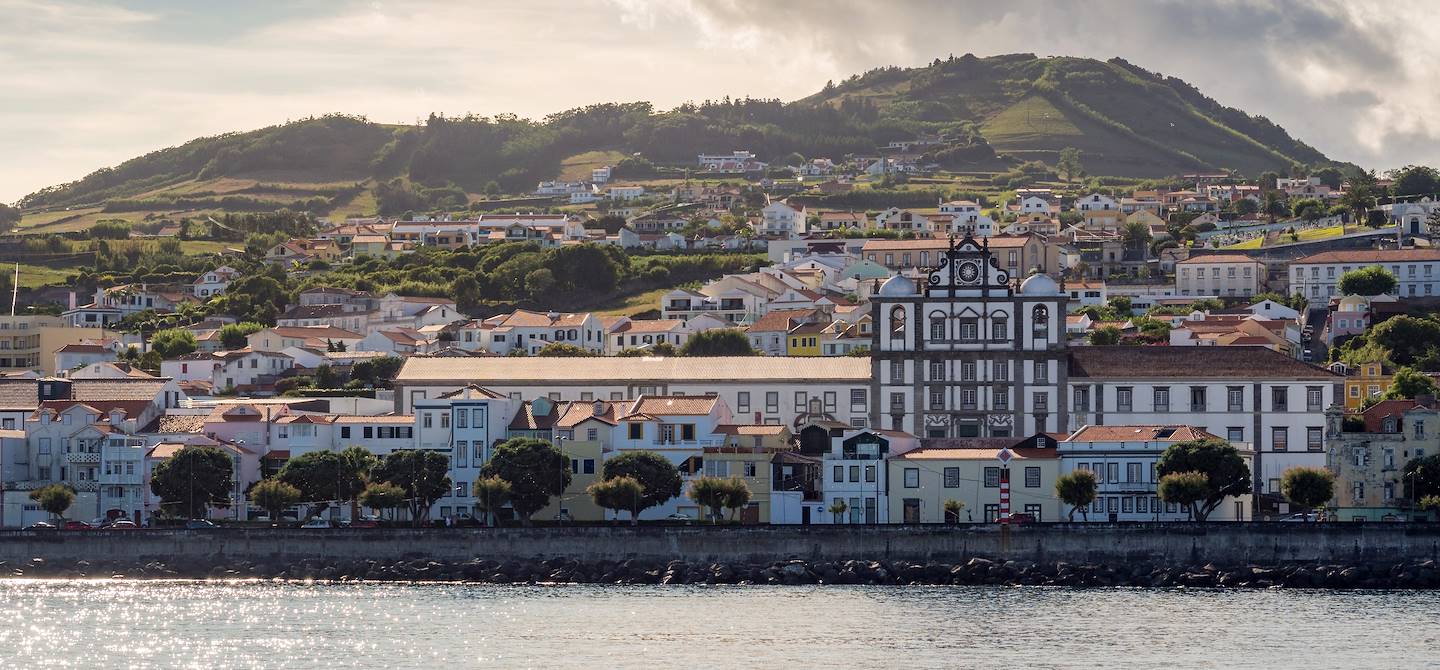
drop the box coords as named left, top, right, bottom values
left=1, top=0, right=1438, bottom=203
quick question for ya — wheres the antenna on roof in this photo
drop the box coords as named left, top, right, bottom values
left=9, top=262, right=16, bottom=317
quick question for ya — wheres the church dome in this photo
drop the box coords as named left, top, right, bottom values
left=1020, top=271, right=1060, bottom=296
left=877, top=274, right=917, bottom=297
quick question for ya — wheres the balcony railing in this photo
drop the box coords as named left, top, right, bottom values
left=67, top=452, right=100, bottom=464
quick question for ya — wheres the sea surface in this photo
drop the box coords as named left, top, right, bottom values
left=0, top=581, right=1436, bottom=669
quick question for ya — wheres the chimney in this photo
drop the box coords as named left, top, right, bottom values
left=68, top=291, right=77, bottom=310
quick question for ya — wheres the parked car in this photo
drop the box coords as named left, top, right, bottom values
left=666, top=513, right=694, bottom=521
left=184, top=519, right=217, bottom=530
left=346, top=518, right=380, bottom=528
left=62, top=520, right=93, bottom=530
left=1280, top=512, right=1319, bottom=522
left=105, top=519, right=138, bottom=530
left=300, top=518, right=334, bottom=529
left=24, top=521, right=56, bottom=530
left=1004, top=513, right=1037, bottom=524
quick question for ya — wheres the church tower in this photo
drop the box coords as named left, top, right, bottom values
left=870, top=234, right=1068, bottom=438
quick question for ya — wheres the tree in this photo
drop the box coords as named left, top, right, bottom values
left=1419, top=495, right=1440, bottom=512
left=1088, top=326, right=1121, bottom=346
left=588, top=476, right=645, bottom=525
left=472, top=475, right=513, bottom=527
left=218, top=322, right=263, bottom=350
left=1280, top=467, right=1334, bottom=519
left=1056, top=147, right=1083, bottom=183
left=1370, top=315, right=1440, bottom=368
left=250, top=478, right=301, bottom=523
left=535, top=342, right=592, bottom=357
left=600, top=451, right=682, bottom=517
left=827, top=499, right=849, bottom=524
left=1262, top=190, right=1285, bottom=224
left=0, top=203, right=20, bottom=226
left=372, top=449, right=452, bottom=526
left=1157, top=471, right=1211, bottom=520
left=1122, top=219, right=1151, bottom=252
left=679, top=329, right=757, bottom=356
left=1313, top=166, right=1344, bottom=190
left=1389, top=165, right=1440, bottom=198
left=943, top=499, right=966, bottom=524
left=1155, top=439, right=1252, bottom=521
left=277, top=450, right=341, bottom=518
left=1337, top=265, right=1397, bottom=296
left=1404, top=454, right=1440, bottom=502
left=478, top=438, right=570, bottom=525
left=29, top=484, right=75, bottom=522
left=149, top=328, right=198, bottom=359
left=150, top=445, right=235, bottom=519
left=314, top=364, right=341, bottom=388
left=358, top=482, right=406, bottom=521
left=688, top=476, right=730, bottom=523
left=1055, top=470, right=1098, bottom=521
left=1383, top=367, right=1440, bottom=400
left=720, top=477, right=752, bottom=521
left=337, top=446, right=378, bottom=520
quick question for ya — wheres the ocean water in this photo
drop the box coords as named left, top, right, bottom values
left=0, top=581, right=1436, bottom=669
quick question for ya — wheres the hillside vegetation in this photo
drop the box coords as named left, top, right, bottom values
left=17, top=53, right=1345, bottom=221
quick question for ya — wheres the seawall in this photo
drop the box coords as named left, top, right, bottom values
left=3, top=523, right=1439, bottom=565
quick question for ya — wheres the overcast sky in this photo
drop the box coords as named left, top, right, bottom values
left=3, top=0, right=1438, bottom=203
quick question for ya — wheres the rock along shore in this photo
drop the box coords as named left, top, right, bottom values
left=7, top=556, right=1440, bottom=589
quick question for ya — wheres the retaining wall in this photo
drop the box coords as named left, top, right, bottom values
left=2, top=523, right=1439, bottom=566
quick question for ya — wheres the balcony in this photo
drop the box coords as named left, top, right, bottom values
left=67, top=452, right=100, bottom=464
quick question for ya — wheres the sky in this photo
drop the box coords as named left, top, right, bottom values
left=3, top=0, right=1439, bottom=204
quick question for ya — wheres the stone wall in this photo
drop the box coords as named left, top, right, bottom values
left=2, top=523, right=1438, bottom=566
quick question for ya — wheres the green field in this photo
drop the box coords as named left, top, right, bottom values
left=981, top=95, right=1083, bottom=143
left=559, top=150, right=628, bottom=182
left=326, top=183, right=378, bottom=221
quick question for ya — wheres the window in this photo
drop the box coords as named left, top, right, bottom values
left=456, top=441, right=468, bottom=468
left=904, top=468, right=919, bottom=488
left=1033, top=392, right=1048, bottom=411
left=991, top=318, right=1007, bottom=340
left=1272, top=427, right=1288, bottom=452
left=1117, top=387, right=1133, bottom=412
left=1107, top=498, right=1119, bottom=513
left=765, top=392, right=779, bottom=413
left=833, top=465, right=843, bottom=482
left=850, top=388, right=867, bottom=408
left=930, top=361, right=945, bottom=381
left=1307, top=427, right=1323, bottom=452
left=890, top=362, right=905, bottom=383
left=744, top=461, right=757, bottom=478
left=794, top=391, right=807, bottom=411
left=583, top=459, right=595, bottom=475
left=929, top=388, right=944, bottom=410
left=1024, top=467, right=1040, bottom=488
left=1126, top=462, right=1141, bottom=483
left=1033, top=360, right=1048, bottom=383
left=824, top=392, right=837, bottom=412
left=1032, top=305, right=1049, bottom=338
left=1137, top=497, right=1148, bottom=514
left=1153, top=387, right=1169, bottom=412
left=1227, top=427, right=1244, bottom=443
left=737, top=392, right=750, bottom=412
left=961, top=388, right=977, bottom=410
left=628, top=423, right=643, bottom=440
left=994, top=360, right=1009, bottom=382
left=1271, top=387, right=1288, bottom=411
left=930, top=319, right=945, bottom=341
left=962, top=362, right=976, bottom=382
left=944, top=467, right=960, bottom=488
left=849, top=465, right=860, bottom=482
left=960, top=321, right=978, bottom=341
left=1418, top=420, right=1428, bottom=441
left=890, top=392, right=905, bottom=411
left=340, top=426, right=351, bottom=439
left=1228, top=386, right=1244, bottom=411
left=1106, top=462, right=1119, bottom=484
left=1189, top=387, right=1206, bottom=411
left=993, top=390, right=1008, bottom=411
left=455, top=410, right=467, bottom=428
left=1073, top=387, right=1090, bottom=412
left=1307, top=386, right=1323, bottom=411
left=983, top=467, right=1000, bottom=487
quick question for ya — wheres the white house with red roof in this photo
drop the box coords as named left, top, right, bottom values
left=191, top=265, right=240, bottom=298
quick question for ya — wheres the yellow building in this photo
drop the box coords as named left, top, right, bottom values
left=704, top=424, right=794, bottom=523
left=1343, top=362, right=1392, bottom=410
left=886, top=437, right=1061, bottom=523
left=0, top=315, right=113, bottom=376
left=537, top=438, right=606, bottom=522
left=785, top=322, right=824, bottom=357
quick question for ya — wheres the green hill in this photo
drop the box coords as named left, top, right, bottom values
left=17, top=53, right=1347, bottom=225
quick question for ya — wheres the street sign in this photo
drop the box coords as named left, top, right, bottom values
left=996, top=447, right=1013, bottom=465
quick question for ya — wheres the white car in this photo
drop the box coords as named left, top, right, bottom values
left=300, top=518, right=334, bottom=529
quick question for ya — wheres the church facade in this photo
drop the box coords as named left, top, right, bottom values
left=869, top=235, right=1067, bottom=438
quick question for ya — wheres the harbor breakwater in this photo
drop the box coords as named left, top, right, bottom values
left=3, top=523, right=1439, bottom=588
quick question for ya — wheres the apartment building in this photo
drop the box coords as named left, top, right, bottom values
left=1290, top=249, right=1440, bottom=299
left=1175, top=254, right=1265, bottom=297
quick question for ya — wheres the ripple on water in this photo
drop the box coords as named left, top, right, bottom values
left=0, top=581, right=1437, bottom=669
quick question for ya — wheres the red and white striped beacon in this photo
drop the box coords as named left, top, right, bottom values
left=996, top=446, right=1013, bottom=523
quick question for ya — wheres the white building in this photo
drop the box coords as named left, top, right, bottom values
left=1058, top=425, right=1253, bottom=521
left=191, top=266, right=240, bottom=298
left=938, top=200, right=996, bottom=237
left=608, top=185, right=645, bottom=201
left=1175, top=254, right=1265, bottom=297
left=1076, top=193, right=1118, bottom=212
left=1289, top=249, right=1440, bottom=300
left=757, top=201, right=803, bottom=238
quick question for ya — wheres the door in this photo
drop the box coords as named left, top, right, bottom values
left=741, top=503, right=760, bottom=525
left=903, top=499, right=921, bottom=524
left=801, top=506, right=811, bottom=525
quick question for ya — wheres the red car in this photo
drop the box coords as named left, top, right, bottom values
left=63, top=520, right=93, bottom=530
left=347, top=519, right=379, bottom=528
left=1003, top=513, right=1037, bottom=525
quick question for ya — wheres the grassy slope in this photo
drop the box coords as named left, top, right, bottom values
left=559, top=150, right=628, bottom=181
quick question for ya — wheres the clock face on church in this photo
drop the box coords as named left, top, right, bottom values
left=957, top=260, right=981, bottom=284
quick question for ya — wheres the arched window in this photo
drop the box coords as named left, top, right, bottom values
left=1032, top=305, right=1049, bottom=338
left=890, top=306, right=906, bottom=340
left=929, top=310, right=946, bottom=341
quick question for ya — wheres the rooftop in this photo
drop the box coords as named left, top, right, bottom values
left=1067, top=347, right=1337, bottom=380
left=396, top=356, right=871, bottom=384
